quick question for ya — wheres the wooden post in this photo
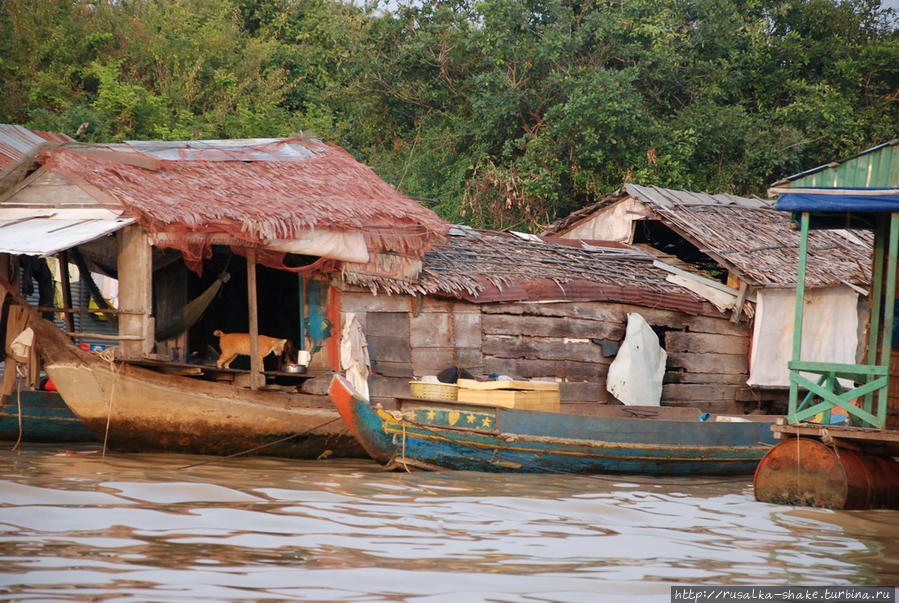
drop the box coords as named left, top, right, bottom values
left=787, top=212, right=810, bottom=424
left=118, top=225, right=153, bottom=358
left=246, top=248, right=261, bottom=389
left=730, top=281, right=749, bottom=323
left=876, top=212, right=899, bottom=427
left=59, top=251, right=75, bottom=334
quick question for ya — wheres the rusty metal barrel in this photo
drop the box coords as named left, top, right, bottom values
left=754, top=437, right=899, bottom=509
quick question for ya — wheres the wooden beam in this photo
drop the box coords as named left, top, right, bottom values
left=118, top=225, right=153, bottom=358
left=58, top=252, right=75, bottom=333
left=33, top=306, right=140, bottom=314
left=246, top=248, right=261, bottom=390
left=67, top=332, right=144, bottom=340
left=730, top=281, right=749, bottom=323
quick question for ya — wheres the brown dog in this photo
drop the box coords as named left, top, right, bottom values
left=212, top=330, right=288, bottom=369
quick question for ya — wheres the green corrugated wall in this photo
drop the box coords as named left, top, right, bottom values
left=787, top=141, right=899, bottom=188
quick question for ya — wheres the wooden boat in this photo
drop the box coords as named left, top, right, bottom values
left=328, top=375, right=778, bottom=474
left=0, top=390, right=96, bottom=443
left=28, top=316, right=364, bottom=458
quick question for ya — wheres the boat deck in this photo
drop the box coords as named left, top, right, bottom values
left=121, top=358, right=324, bottom=389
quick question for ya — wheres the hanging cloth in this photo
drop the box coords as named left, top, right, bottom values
left=155, top=272, right=231, bottom=341
left=606, top=312, right=667, bottom=406
left=339, top=312, right=370, bottom=400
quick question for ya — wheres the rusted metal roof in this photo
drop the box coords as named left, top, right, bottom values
left=343, top=227, right=706, bottom=314
left=22, top=137, right=449, bottom=271
left=0, top=124, right=75, bottom=167
left=543, top=184, right=871, bottom=288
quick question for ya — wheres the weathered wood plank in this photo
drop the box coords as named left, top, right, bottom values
left=370, top=360, right=413, bottom=378
left=342, top=291, right=411, bottom=313
left=482, top=314, right=624, bottom=340
left=560, top=381, right=608, bottom=404
left=482, top=301, right=747, bottom=336
left=483, top=335, right=610, bottom=364
left=664, top=371, right=749, bottom=385
left=661, top=384, right=749, bottom=402
left=665, top=332, right=748, bottom=355
left=412, top=347, right=455, bottom=375
left=363, top=311, right=408, bottom=337
left=453, top=312, right=482, bottom=348
left=667, top=352, right=748, bottom=375
left=455, top=348, right=484, bottom=372
left=483, top=357, right=602, bottom=381
left=410, top=312, right=452, bottom=347
left=451, top=301, right=481, bottom=314
left=367, top=335, right=411, bottom=364
left=369, top=375, right=414, bottom=399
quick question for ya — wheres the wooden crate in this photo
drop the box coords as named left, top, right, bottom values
left=456, top=380, right=560, bottom=412
left=456, top=378, right=559, bottom=391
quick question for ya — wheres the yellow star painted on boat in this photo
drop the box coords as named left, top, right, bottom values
left=426, top=410, right=437, bottom=420
left=466, top=413, right=476, bottom=424
left=481, top=417, right=492, bottom=428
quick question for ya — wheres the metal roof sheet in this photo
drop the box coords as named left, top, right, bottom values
left=771, top=139, right=899, bottom=189
left=0, top=212, right=133, bottom=256
left=0, top=124, right=75, bottom=166
left=121, top=138, right=320, bottom=161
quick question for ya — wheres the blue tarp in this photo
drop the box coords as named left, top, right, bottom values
left=776, top=188, right=899, bottom=212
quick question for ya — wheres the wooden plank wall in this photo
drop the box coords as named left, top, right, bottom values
left=340, top=290, right=483, bottom=407
left=481, top=301, right=758, bottom=413
left=341, top=287, right=777, bottom=413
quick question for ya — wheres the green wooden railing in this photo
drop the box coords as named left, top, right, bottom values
left=787, top=211, right=897, bottom=429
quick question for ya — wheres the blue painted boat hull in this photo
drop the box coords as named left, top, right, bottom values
left=328, top=376, right=777, bottom=475
left=0, top=390, right=96, bottom=443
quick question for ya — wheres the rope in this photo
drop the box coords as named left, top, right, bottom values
left=400, top=421, right=411, bottom=473
left=177, top=416, right=342, bottom=470
left=12, top=363, right=24, bottom=451
left=97, top=347, right=118, bottom=457
left=391, top=416, right=755, bottom=486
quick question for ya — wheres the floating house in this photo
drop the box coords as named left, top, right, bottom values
left=755, top=138, right=899, bottom=509
left=0, top=136, right=448, bottom=457
left=542, top=183, right=873, bottom=412
left=342, top=226, right=765, bottom=414
left=0, top=134, right=789, bottom=458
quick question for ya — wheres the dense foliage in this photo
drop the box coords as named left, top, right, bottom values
left=2, top=0, right=896, bottom=229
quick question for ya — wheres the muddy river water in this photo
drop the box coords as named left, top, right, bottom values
left=1, top=444, right=897, bottom=601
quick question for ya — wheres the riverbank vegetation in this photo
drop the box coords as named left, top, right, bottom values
left=2, top=0, right=896, bottom=229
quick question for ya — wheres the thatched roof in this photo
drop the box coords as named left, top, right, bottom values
left=23, top=138, right=449, bottom=269
left=543, top=184, right=871, bottom=288
left=343, top=227, right=706, bottom=314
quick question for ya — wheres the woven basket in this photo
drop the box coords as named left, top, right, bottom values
left=409, top=381, right=459, bottom=401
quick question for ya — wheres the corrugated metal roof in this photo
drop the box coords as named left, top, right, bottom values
left=0, top=124, right=75, bottom=167
left=121, top=138, right=320, bottom=161
left=542, top=183, right=869, bottom=287
left=0, top=211, right=133, bottom=256
left=771, top=138, right=899, bottom=189
left=623, top=184, right=772, bottom=209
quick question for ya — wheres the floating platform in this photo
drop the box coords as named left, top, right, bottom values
left=754, top=423, right=899, bottom=509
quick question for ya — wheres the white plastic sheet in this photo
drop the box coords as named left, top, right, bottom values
left=748, top=287, right=859, bottom=387
left=606, top=313, right=667, bottom=406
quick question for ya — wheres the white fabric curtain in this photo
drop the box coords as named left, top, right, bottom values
left=748, top=287, right=860, bottom=387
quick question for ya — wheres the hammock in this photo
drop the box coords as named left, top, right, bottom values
left=155, top=272, right=230, bottom=341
